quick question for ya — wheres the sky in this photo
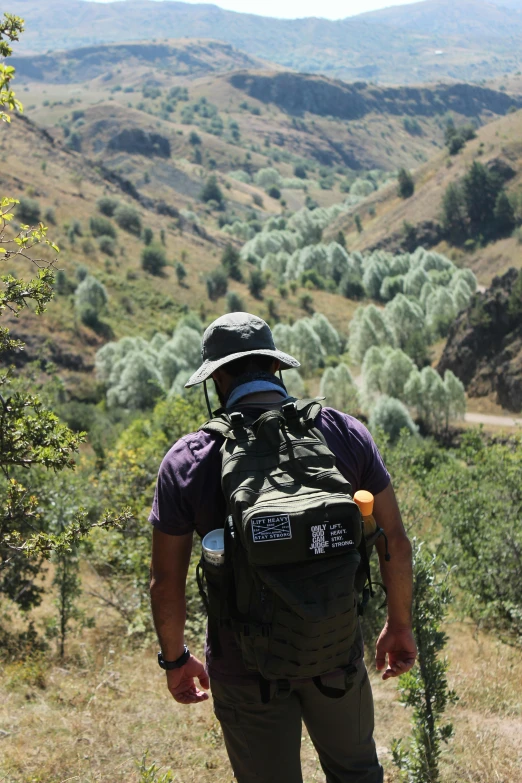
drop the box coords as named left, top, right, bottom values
left=88, top=0, right=423, bottom=21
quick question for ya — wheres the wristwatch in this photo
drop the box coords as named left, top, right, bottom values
left=158, top=645, right=190, bottom=670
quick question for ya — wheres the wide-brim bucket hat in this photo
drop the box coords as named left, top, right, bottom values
left=185, top=312, right=300, bottom=388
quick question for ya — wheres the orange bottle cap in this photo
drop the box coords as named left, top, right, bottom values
left=354, top=490, right=374, bottom=516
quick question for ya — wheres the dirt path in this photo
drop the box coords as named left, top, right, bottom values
left=465, top=411, right=522, bottom=427
left=352, top=375, right=521, bottom=428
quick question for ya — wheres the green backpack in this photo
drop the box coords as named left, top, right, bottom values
left=197, top=399, right=381, bottom=685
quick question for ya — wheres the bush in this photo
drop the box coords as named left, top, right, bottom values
left=76, top=264, right=89, bottom=281
left=143, top=227, right=154, bottom=246
left=141, top=244, right=167, bottom=275
left=115, top=203, right=142, bottom=235
left=221, top=244, right=242, bottom=282
left=97, top=235, right=116, bottom=256
left=206, top=268, right=228, bottom=300
left=200, top=175, right=224, bottom=207
left=97, top=196, right=119, bottom=217
left=339, top=272, right=365, bottom=300
left=368, top=396, right=418, bottom=442
left=75, top=274, right=108, bottom=327
left=90, top=216, right=116, bottom=238
left=17, top=197, right=41, bottom=224
left=298, top=292, right=314, bottom=314
left=226, top=291, right=244, bottom=313
left=397, top=168, right=415, bottom=199
left=248, top=268, right=266, bottom=300
left=44, top=207, right=56, bottom=225
left=293, top=165, right=307, bottom=179
left=175, top=262, right=187, bottom=285
left=437, top=431, right=522, bottom=642
left=267, top=186, right=281, bottom=200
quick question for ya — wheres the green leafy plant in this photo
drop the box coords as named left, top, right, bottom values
left=141, top=244, right=167, bottom=276
left=0, top=12, right=24, bottom=123
left=0, top=30, right=130, bottom=635
left=392, top=542, right=457, bottom=782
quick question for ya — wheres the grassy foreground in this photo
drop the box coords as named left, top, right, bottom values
left=1, top=602, right=521, bottom=782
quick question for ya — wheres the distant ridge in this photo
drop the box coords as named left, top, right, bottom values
left=6, top=0, right=522, bottom=83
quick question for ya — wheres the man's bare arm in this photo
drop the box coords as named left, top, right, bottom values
left=150, top=528, right=192, bottom=658
left=372, top=482, right=417, bottom=680
left=150, top=528, right=209, bottom=704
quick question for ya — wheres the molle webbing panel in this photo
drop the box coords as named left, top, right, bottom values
left=200, top=400, right=363, bottom=680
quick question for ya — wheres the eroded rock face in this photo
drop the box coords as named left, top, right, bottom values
left=107, top=128, right=171, bottom=158
left=228, top=72, right=522, bottom=120
left=438, top=268, right=522, bottom=412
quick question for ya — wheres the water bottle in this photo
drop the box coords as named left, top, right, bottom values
left=353, top=490, right=377, bottom=537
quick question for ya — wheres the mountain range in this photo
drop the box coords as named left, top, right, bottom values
left=6, top=0, right=522, bottom=83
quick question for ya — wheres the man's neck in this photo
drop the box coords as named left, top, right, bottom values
left=236, top=391, right=286, bottom=406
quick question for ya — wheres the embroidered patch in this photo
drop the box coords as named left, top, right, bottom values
left=251, top=514, right=292, bottom=543
left=309, top=523, right=355, bottom=555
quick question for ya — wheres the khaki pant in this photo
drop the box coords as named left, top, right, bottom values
left=211, top=662, right=383, bottom=783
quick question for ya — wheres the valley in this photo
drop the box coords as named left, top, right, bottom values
left=1, top=6, right=522, bottom=783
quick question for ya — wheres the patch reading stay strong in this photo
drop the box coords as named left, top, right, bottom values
left=309, top=523, right=355, bottom=555
left=251, top=514, right=292, bottom=543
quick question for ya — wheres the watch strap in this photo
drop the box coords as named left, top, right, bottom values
left=158, top=645, right=190, bottom=670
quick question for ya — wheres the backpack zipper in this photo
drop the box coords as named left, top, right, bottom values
left=222, top=437, right=329, bottom=469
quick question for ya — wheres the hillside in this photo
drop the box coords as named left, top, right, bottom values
left=9, top=38, right=275, bottom=83
left=328, top=107, right=522, bottom=285
left=13, top=38, right=522, bottom=183
left=438, top=267, right=522, bottom=411
left=7, top=0, right=522, bottom=84
left=0, top=111, right=362, bottom=398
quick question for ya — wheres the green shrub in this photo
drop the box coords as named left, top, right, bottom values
left=75, top=274, right=108, bottom=327
left=90, top=216, right=116, bottom=239
left=206, top=268, right=228, bottom=300
left=368, top=396, right=418, bottom=443
left=248, top=269, right=266, bottom=300
left=200, top=175, right=224, bottom=207
left=437, top=431, right=522, bottom=642
left=392, top=543, right=456, bottom=782
left=221, top=244, right=242, bottom=282
left=267, top=185, right=281, bottom=199
left=17, top=197, right=41, bottom=224
left=143, top=227, right=154, bottom=246
left=43, top=207, right=56, bottom=225
left=397, top=168, right=415, bottom=199
left=141, top=244, right=167, bottom=275
left=225, top=291, right=244, bottom=312
left=97, top=196, right=120, bottom=217
left=76, top=264, right=89, bottom=281
left=298, top=292, right=314, bottom=313
left=175, top=262, right=187, bottom=285
left=98, top=235, right=116, bottom=256
left=115, top=203, right=142, bottom=235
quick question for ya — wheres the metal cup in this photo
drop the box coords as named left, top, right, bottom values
left=202, top=529, right=225, bottom=566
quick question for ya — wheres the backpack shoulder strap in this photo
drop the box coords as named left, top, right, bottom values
left=199, top=411, right=252, bottom=441
left=281, top=397, right=324, bottom=431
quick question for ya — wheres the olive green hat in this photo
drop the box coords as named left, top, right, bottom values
left=185, top=312, right=300, bottom=388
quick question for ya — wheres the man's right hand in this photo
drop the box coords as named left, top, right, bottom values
left=375, top=623, right=417, bottom=680
left=166, top=654, right=210, bottom=704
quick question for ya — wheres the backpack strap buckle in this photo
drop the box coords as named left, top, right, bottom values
left=229, top=411, right=244, bottom=426
left=281, top=400, right=298, bottom=420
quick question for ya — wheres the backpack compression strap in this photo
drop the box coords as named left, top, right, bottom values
left=199, top=398, right=324, bottom=440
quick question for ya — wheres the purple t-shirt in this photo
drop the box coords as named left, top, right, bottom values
left=149, top=407, right=390, bottom=682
